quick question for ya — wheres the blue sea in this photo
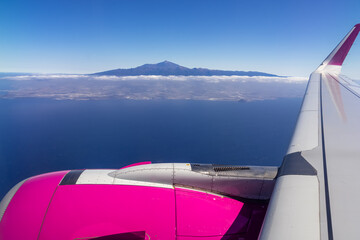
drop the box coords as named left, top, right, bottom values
left=0, top=98, right=301, bottom=199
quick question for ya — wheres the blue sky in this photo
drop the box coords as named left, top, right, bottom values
left=1, top=0, right=360, bottom=77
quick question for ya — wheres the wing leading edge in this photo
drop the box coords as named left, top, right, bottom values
left=260, top=24, right=360, bottom=240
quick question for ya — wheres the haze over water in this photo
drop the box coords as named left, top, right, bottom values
left=0, top=98, right=301, bottom=199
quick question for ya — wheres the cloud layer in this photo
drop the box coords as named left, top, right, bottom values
left=2, top=74, right=308, bottom=83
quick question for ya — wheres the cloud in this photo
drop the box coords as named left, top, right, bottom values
left=2, top=74, right=88, bottom=80
left=2, top=74, right=308, bottom=83
left=91, top=75, right=308, bottom=83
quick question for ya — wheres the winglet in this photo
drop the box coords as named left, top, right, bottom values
left=321, top=24, right=360, bottom=67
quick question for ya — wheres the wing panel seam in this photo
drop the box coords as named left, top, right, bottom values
left=328, top=74, right=360, bottom=99
left=320, top=74, right=334, bottom=240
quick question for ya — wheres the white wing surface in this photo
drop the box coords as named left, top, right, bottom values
left=260, top=24, right=360, bottom=240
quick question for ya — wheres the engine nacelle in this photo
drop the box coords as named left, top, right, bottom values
left=0, top=163, right=276, bottom=239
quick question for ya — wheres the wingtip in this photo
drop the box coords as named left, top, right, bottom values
left=323, top=24, right=360, bottom=67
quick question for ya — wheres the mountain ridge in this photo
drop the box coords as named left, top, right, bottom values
left=93, top=61, right=278, bottom=77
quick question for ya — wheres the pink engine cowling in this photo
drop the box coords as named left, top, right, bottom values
left=0, top=167, right=268, bottom=239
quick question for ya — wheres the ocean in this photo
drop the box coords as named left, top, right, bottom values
left=0, top=98, right=302, bottom=199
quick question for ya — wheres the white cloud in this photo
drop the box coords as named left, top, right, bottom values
left=2, top=74, right=308, bottom=83
left=2, top=74, right=88, bottom=80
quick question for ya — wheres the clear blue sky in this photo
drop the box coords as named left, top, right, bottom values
left=1, top=0, right=360, bottom=77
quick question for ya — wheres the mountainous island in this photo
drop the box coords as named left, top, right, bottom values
left=94, top=61, right=278, bottom=77
left=0, top=61, right=307, bottom=101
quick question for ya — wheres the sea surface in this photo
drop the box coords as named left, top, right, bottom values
left=0, top=98, right=302, bottom=199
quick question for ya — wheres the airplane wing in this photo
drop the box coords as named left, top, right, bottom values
left=1, top=24, right=360, bottom=239
left=259, top=24, right=360, bottom=240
